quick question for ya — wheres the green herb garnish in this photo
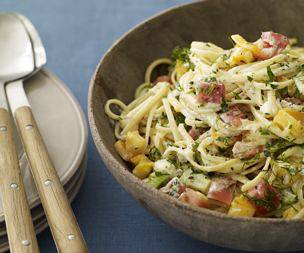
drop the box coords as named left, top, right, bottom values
left=221, top=99, right=229, bottom=112
left=192, top=142, right=203, bottom=165
left=247, top=76, right=253, bottom=82
left=288, top=166, right=298, bottom=176
left=265, top=139, right=293, bottom=158
left=258, top=128, right=271, bottom=136
left=277, top=87, right=288, bottom=98
left=222, top=54, right=229, bottom=61
left=204, top=76, right=217, bottom=83
left=171, top=46, right=191, bottom=64
left=216, top=136, right=231, bottom=145
left=267, top=66, right=275, bottom=82
left=148, top=147, right=162, bottom=162
left=174, top=112, right=185, bottom=125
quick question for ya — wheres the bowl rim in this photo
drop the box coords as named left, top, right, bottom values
left=88, top=0, right=304, bottom=225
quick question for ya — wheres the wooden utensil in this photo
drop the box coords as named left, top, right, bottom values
left=0, top=13, right=39, bottom=253
left=7, top=13, right=88, bottom=253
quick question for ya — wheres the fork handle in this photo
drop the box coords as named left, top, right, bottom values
left=0, top=108, right=39, bottom=253
left=14, top=106, right=88, bottom=253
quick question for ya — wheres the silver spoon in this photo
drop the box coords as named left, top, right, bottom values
left=6, top=13, right=88, bottom=253
left=0, top=13, right=39, bottom=253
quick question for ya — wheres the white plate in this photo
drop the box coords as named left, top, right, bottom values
left=0, top=68, right=87, bottom=221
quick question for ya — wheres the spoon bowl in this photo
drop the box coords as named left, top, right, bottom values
left=0, top=14, right=34, bottom=84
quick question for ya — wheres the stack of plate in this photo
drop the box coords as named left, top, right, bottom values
left=0, top=69, right=88, bottom=252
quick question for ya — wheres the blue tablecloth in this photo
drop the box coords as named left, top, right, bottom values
left=0, top=1, right=292, bottom=252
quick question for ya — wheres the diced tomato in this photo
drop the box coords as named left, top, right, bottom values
left=207, top=177, right=236, bottom=205
left=220, top=105, right=248, bottom=127
left=247, top=181, right=281, bottom=216
left=154, top=75, right=172, bottom=84
left=254, top=31, right=289, bottom=60
left=178, top=188, right=210, bottom=208
left=284, top=97, right=304, bottom=105
left=197, top=82, right=225, bottom=104
left=188, top=127, right=207, bottom=140
left=189, top=127, right=199, bottom=140
left=232, top=141, right=264, bottom=159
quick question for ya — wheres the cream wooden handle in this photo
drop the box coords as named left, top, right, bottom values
left=0, top=108, right=39, bottom=253
left=15, top=106, right=88, bottom=253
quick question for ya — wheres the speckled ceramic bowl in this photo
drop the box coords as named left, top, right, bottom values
left=88, top=0, right=304, bottom=251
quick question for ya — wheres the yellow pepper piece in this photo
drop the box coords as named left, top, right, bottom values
left=130, top=154, right=150, bottom=165
left=284, top=108, right=304, bottom=123
left=231, top=34, right=260, bottom=54
left=175, top=60, right=188, bottom=80
left=114, top=140, right=132, bottom=161
left=283, top=203, right=301, bottom=219
left=228, top=195, right=256, bottom=217
left=132, top=161, right=154, bottom=179
left=226, top=47, right=255, bottom=67
left=125, top=130, right=146, bottom=156
left=273, top=109, right=304, bottom=138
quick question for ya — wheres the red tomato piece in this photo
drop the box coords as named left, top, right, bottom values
left=232, top=141, right=264, bottom=159
left=179, top=188, right=210, bottom=208
left=154, top=75, right=172, bottom=84
left=254, top=31, right=289, bottom=60
left=220, top=105, right=247, bottom=127
left=197, top=82, right=225, bottom=104
left=247, top=181, right=281, bottom=216
left=207, top=177, right=236, bottom=205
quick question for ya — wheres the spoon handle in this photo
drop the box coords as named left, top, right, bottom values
left=0, top=108, right=39, bottom=253
left=14, top=106, right=88, bottom=253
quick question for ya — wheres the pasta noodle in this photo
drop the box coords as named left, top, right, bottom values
left=105, top=32, right=304, bottom=219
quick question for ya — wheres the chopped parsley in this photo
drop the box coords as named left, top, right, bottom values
left=247, top=76, right=253, bottom=82
left=233, top=92, right=241, bottom=100
left=222, top=54, right=229, bottom=61
left=171, top=46, right=191, bottom=64
left=267, top=66, right=275, bottom=82
left=277, top=87, right=288, bottom=98
left=148, top=147, right=162, bottom=162
left=263, top=150, right=271, bottom=157
left=204, top=76, right=217, bottom=83
left=243, top=184, right=278, bottom=211
left=268, top=82, right=278, bottom=89
left=192, top=142, right=203, bottom=165
left=174, top=112, right=185, bottom=125
left=264, top=139, right=293, bottom=158
left=258, top=128, right=271, bottom=136
left=288, top=166, right=298, bottom=176
left=220, top=99, right=229, bottom=112
left=216, top=136, right=231, bottom=145
left=160, top=112, right=168, bottom=126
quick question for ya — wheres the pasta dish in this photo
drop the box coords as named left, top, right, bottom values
left=105, top=32, right=304, bottom=219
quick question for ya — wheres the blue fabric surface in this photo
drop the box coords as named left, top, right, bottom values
left=0, top=1, right=289, bottom=252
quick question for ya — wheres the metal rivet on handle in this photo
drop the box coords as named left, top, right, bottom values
left=44, top=179, right=52, bottom=186
left=68, top=234, right=76, bottom=240
left=25, top=124, right=33, bottom=130
left=21, top=240, right=30, bottom=246
left=10, top=183, right=18, bottom=189
left=0, top=126, right=7, bottom=132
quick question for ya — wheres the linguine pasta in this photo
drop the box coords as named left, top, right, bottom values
left=105, top=32, right=304, bottom=219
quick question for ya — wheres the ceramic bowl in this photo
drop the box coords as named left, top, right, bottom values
left=88, top=0, right=304, bottom=251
